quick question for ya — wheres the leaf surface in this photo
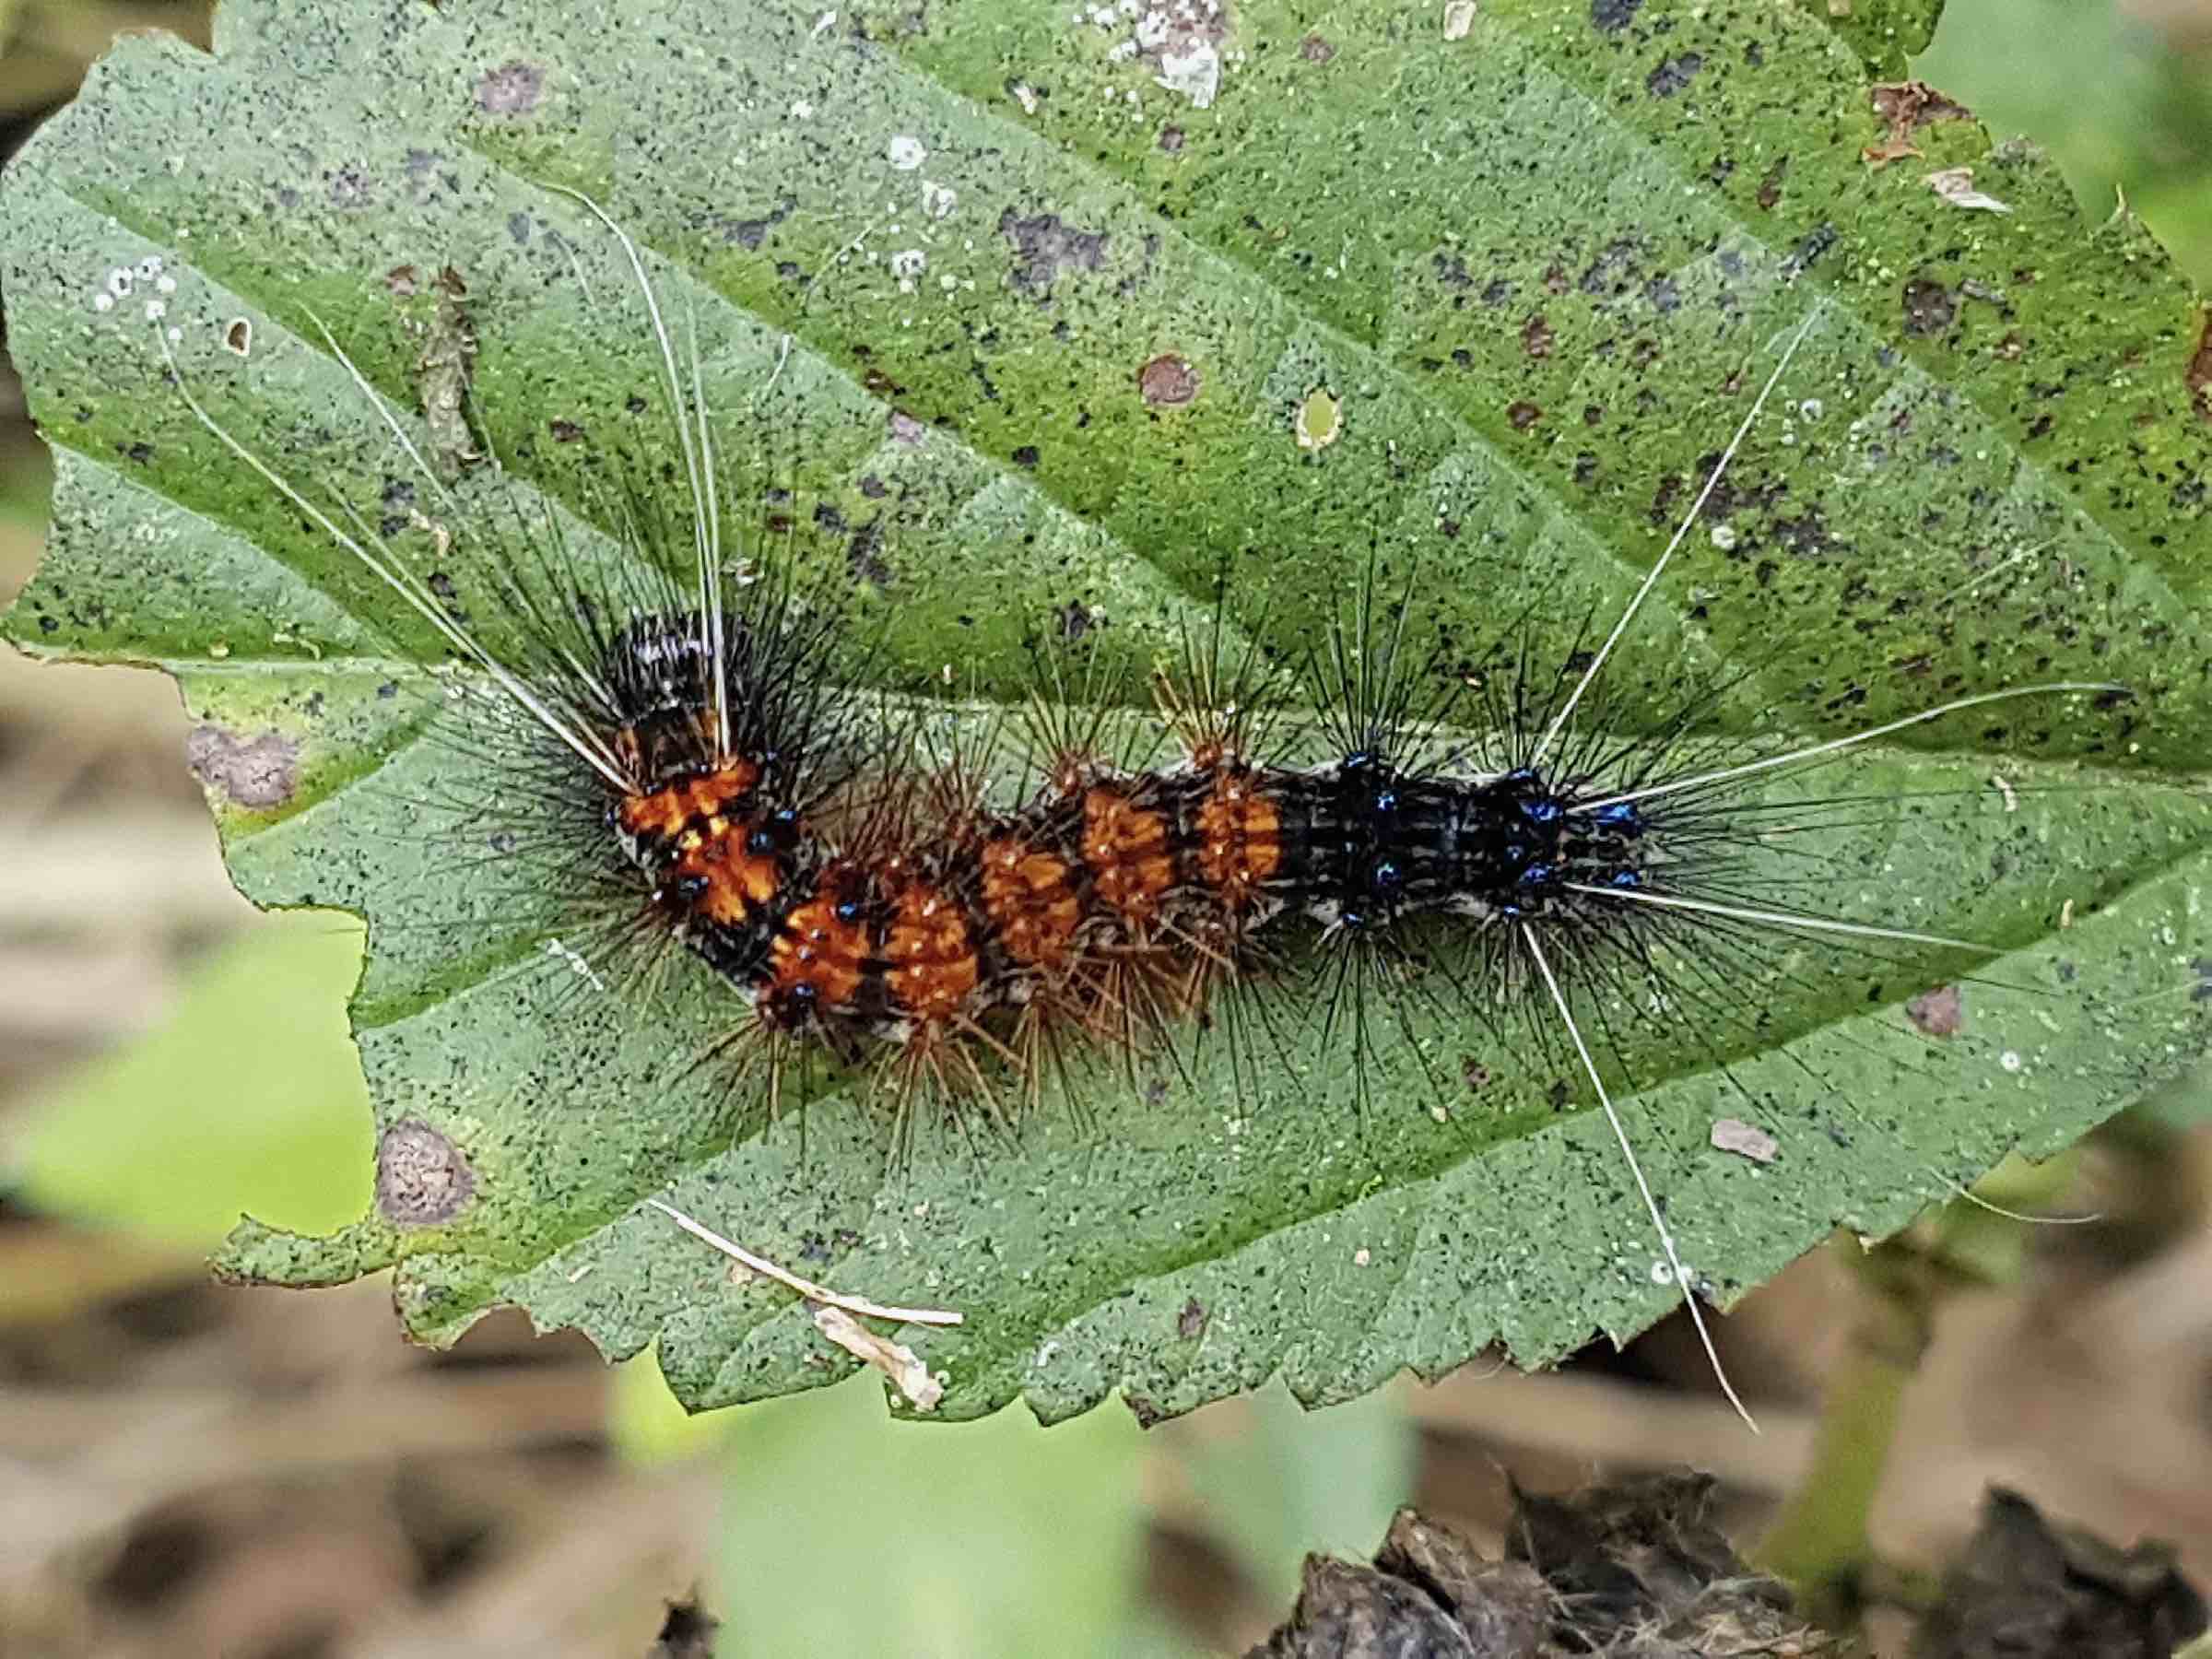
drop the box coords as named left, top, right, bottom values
left=4, top=0, right=2209, bottom=1421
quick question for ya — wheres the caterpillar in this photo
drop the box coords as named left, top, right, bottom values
left=82, top=190, right=2201, bottom=1423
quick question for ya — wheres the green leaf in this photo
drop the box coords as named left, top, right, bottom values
left=3, top=0, right=2209, bottom=1424
left=709, top=1374, right=1187, bottom=1658
left=7, top=912, right=373, bottom=1249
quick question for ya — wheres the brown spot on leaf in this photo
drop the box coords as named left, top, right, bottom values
left=1907, top=983, right=1964, bottom=1038
left=1870, top=78, right=1971, bottom=135
left=185, top=725, right=299, bottom=809
left=1159, top=124, right=1184, bottom=152
left=1139, top=353, right=1200, bottom=406
left=1507, top=400, right=1542, bottom=429
left=1521, top=313, right=1554, bottom=359
left=1300, top=31, right=1335, bottom=61
left=476, top=61, right=544, bottom=115
left=2187, top=309, right=2212, bottom=425
left=888, top=409, right=927, bottom=445
left=375, top=1121, right=476, bottom=1225
left=1177, top=1298, right=1207, bottom=1339
left=1756, top=155, right=1788, bottom=210
left=1902, top=278, right=1958, bottom=338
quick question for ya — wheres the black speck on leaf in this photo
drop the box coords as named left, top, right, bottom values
left=1647, top=53, right=1702, bottom=97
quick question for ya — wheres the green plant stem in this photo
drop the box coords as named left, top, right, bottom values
left=1754, top=1242, right=1940, bottom=1630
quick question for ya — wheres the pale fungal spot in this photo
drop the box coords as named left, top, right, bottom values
left=1295, top=386, right=1343, bottom=452
left=2060, top=898, right=2075, bottom=929
left=889, top=247, right=926, bottom=291
left=1352, top=1246, right=1372, bottom=1266
left=1443, top=0, right=1477, bottom=38
left=1709, top=524, right=1739, bottom=550
left=155, top=274, right=178, bottom=295
left=810, top=8, right=837, bottom=37
left=1711, top=1117, right=1780, bottom=1165
left=144, top=300, right=167, bottom=323
left=887, top=134, right=927, bottom=171
left=921, top=179, right=958, bottom=219
left=2000, top=1050, right=2024, bottom=1073
left=789, top=99, right=814, bottom=119
left=1010, top=80, right=1041, bottom=113
left=1991, top=773, right=2018, bottom=812
left=1155, top=41, right=1221, bottom=107
left=107, top=267, right=134, bottom=298
left=224, top=318, right=253, bottom=357
left=92, top=292, right=115, bottom=314
left=136, top=254, right=164, bottom=279
left=1650, top=1259, right=1677, bottom=1286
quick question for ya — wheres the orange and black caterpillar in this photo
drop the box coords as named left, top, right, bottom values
left=148, top=206, right=2132, bottom=1425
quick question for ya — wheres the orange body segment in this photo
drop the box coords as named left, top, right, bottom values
left=1194, top=770, right=1282, bottom=912
left=1081, top=785, right=1176, bottom=927
left=616, top=760, right=761, bottom=841
left=979, top=834, right=1084, bottom=969
left=766, top=886, right=870, bottom=1014
left=881, top=879, right=981, bottom=1024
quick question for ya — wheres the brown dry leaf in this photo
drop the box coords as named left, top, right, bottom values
left=812, top=1305, right=942, bottom=1412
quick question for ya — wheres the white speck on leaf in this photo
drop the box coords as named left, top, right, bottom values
left=888, top=134, right=927, bottom=171
left=1711, top=1118, right=1780, bottom=1165
left=1155, top=41, right=1220, bottom=107
left=1926, top=166, right=2012, bottom=214
left=1443, top=1, right=1477, bottom=39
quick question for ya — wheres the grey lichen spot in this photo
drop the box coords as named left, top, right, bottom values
left=1139, top=352, right=1201, bottom=406
left=1177, top=1298, right=1208, bottom=1339
left=1591, top=0, right=1643, bottom=32
left=185, top=724, right=299, bottom=808
left=1907, top=983, right=1965, bottom=1038
left=477, top=61, right=545, bottom=115
left=327, top=166, right=371, bottom=209
left=1646, top=53, right=1702, bottom=97
left=1902, top=278, right=1958, bottom=338
left=376, top=1120, right=476, bottom=1225
left=998, top=209, right=1109, bottom=298
left=888, top=408, right=927, bottom=446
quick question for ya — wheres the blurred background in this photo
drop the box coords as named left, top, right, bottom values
left=2, top=3, right=2210, bottom=1655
